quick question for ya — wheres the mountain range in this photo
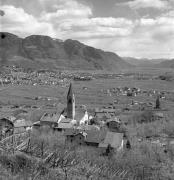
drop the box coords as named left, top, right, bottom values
left=123, top=57, right=170, bottom=67
left=0, top=32, right=132, bottom=71
left=156, top=59, right=174, bottom=68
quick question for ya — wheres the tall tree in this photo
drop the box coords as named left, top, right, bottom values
left=155, top=96, right=160, bottom=109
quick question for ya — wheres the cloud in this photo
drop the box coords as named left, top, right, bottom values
left=0, top=5, right=56, bottom=37
left=81, top=9, right=174, bottom=58
left=57, top=17, right=134, bottom=39
left=40, top=0, right=92, bottom=22
left=137, top=11, right=174, bottom=42
left=121, top=0, right=171, bottom=10
left=39, top=0, right=92, bottom=17
left=35, top=0, right=134, bottom=40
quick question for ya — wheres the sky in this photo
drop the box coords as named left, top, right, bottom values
left=0, top=0, right=174, bottom=59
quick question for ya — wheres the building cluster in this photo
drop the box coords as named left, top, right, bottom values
left=0, top=66, right=94, bottom=87
left=107, top=86, right=169, bottom=99
left=0, top=83, right=130, bottom=154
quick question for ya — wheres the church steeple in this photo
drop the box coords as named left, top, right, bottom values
left=67, top=83, right=75, bottom=119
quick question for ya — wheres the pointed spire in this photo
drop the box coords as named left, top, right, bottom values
left=67, top=82, right=75, bottom=119
left=67, top=82, right=73, bottom=100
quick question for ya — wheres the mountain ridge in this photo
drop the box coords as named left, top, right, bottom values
left=123, top=57, right=168, bottom=67
left=156, top=59, right=174, bottom=68
left=0, top=32, right=132, bottom=71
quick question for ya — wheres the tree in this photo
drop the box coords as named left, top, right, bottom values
left=155, top=96, right=161, bottom=109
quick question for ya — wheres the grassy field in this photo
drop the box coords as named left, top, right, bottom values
left=1, top=70, right=174, bottom=119
left=0, top=78, right=173, bottom=105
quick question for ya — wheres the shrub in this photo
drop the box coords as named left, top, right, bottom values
left=163, top=120, right=174, bottom=137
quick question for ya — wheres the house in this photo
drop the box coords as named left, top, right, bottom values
left=33, top=112, right=59, bottom=130
left=40, top=112, right=59, bottom=128
left=55, top=118, right=74, bottom=131
left=14, top=119, right=32, bottom=134
left=0, top=117, right=14, bottom=140
left=63, top=128, right=125, bottom=153
left=153, top=112, right=164, bottom=121
left=79, top=110, right=89, bottom=125
left=106, top=117, right=121, bottom=132
left=64, top=128, right=107, bottom=147
left=77, top=124, right=100, bottom=131
left=99, top=132, right=124, bottom=153
left=85, top=130, right=107, bottom=147
left=94, top=108, right=115, bottom=121
left=65, top=130, right=87, bottom=146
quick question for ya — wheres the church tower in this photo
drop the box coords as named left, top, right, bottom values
left=67, top=83, right=75, bottom=119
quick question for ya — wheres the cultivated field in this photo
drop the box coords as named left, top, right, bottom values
left=1, top=67, right=174, bottom=121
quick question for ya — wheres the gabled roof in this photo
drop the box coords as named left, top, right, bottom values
left=106, top=117, right=121, bottom=123
left=77, top=125, right=100, bottom=131
left=85, top=130, right=107, bottom=144
left=0, top=117, right=14, bottom=127
left=14, top=127, right=26, bottom=134
left=74, top=109, right=86, bottom=121
left=14, top=119, right=32, bottom=128
left=59, top=109, right=87, bottom=122
left=59, top=118, right=72, bottom=123
left=99, top=132, right=123, bottom=149
left=95, top=108, right=115, bottom=113
left=63, top=128, right=79, bottom=136
left=40, top=112, right=59, bottom=123
left=58, top=122, right=74, bottom=129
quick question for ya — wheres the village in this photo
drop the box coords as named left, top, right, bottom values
left=0, top=70, right=173, bottom=154
left=0, top=82, right=129, bottom=153
left=1, top=66, right=174, bottom=179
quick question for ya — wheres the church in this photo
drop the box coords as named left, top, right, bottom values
left=33, top=83, right=89, bottom=130
left=57, top=83, right=89, bottom=127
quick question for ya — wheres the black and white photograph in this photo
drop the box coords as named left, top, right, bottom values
left=0, top=0, right=174, bottom=179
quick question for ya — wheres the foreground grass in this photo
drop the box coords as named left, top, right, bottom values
left=1, top=122, right=174, bottom=180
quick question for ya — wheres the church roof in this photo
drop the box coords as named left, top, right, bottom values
left=59, top=108, right=87, bottom=122
left=67, top=83, right=73, bottom=99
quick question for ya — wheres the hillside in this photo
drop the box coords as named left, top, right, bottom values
left=156, top=59, right=174, bottom=68
left=123, top=57, right=166, bottom=67
left=0, top=32, right=132, bottom=70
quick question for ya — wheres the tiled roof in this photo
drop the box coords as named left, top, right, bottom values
left=0, top=118, right=14, bottom=126
left=77, top=125, right=100, bottom=131
left=99, top=132, right=123, bottom=149
left=106, top=117, right=121, bottom=123
left=14, top=119, right=32, bottom=128
left=63, top=128, right=79, bottom=136
left=58, top=122, right=74, bottom=129
left=85, top=130, right=107, bottom=143
left=63, top=128, right=107, bottom=144
left=59, top=108, right=86, bottom=122
left=74, top=109, right=86, bottom=121
left=95, top=108, right=115, bottom=113
left=59, top=118, right=72, bottom=123
left=40, top=112, right=59, bottom=123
